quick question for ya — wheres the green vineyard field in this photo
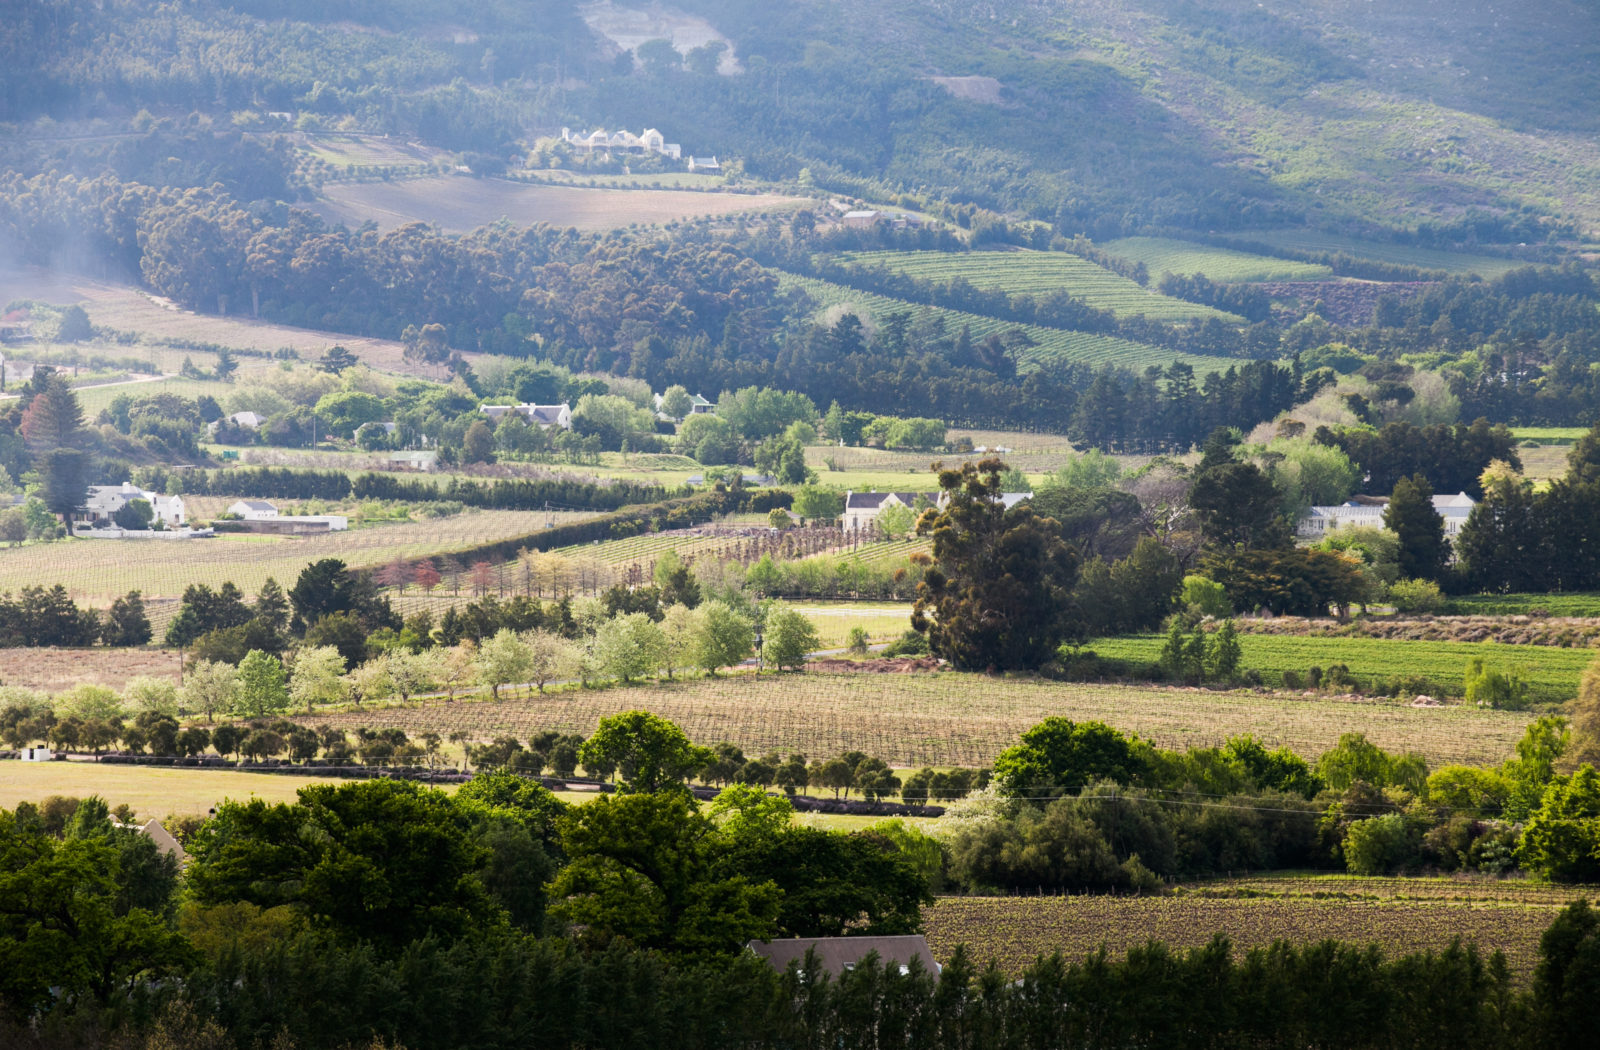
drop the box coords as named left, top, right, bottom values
left=780, top=273, right=1242, bottom=375
left=1100, top=237, right=1334, bottom=282
left=1447, top=592, right=1600, bottom=618
left=835, top=249, right=1244, bottom=322
left=1088, top=632, right=1594, bottom=701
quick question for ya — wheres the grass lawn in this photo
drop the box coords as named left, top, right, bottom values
left=0, top=761, right=344, bottom=820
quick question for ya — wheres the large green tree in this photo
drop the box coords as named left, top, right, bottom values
left=912, top=458, right=1080, bottom=670
left=578, top=710, right=708, bottom=793
left=547, top=791, right=780, bottom=954
left=37, top=447, right=90, bottom=529
left=186, top=779, right=501, bottom=949
left=0, top=804, right=189, bottom=1018
left=1385, top=473, right=1447, bottom=581
left=1519, top=765, right=1600, bottom=883
left=993, top=718, right=1155, bottom=799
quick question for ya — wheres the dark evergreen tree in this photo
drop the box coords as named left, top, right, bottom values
left=1386, top=473, right=1447, bottom=581
left=911, top=458, right=1081, bottom=670
left=37, top=447, right=90, bottom=529
left=102, top=590, right=151, bottom=647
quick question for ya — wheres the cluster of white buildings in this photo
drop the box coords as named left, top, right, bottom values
left=479, top=402, right=573, bottom=429
left=73, top=483, right=187, bottom=530
left=226, top=500, right=348, bottom=533
left=557, top=127, right=724, bottom=172
left=1296, top=493, right=1477, bottom=539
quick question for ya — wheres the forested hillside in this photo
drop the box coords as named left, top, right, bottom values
left=3, top=0, right=1598, bottom=238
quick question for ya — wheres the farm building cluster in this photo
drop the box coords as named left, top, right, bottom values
left=557, top=126, right=721, bottom=171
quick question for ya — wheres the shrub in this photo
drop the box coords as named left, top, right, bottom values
left=881, top=630, right=929, bottom=657
left=1389, top=578, right=1446, bottom=614
left=1465, top=657, right=1530, bottom=710
left=1343, top=814, right=1420, bottom=875
left=1180, top=575, right=1231, bottom=618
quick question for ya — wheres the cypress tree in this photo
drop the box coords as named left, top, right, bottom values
left=1386, top=473, right=1447, bottom=581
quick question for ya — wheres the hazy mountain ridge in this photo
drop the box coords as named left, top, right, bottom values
left=1, top=0, right=1596, bottom=238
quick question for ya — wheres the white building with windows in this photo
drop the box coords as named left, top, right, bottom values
left=1298, top=492, right=1477, bottom=538
left=75, top=483, right=186, bottom=528
left=479, top=402, right=573, bottom=429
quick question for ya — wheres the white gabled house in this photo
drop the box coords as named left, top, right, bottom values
left=479, top=402, right=573, bottom=430
left=1298, top=492, right=1477, bottom=539
left=75, top=483, right=186, bottom=528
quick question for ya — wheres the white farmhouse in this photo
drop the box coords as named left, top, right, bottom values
left=1298, top=493, right=1477, bottom=539
left=75, top=482, right=186, bottom=528
left=479, top=402, right=573, bottom=429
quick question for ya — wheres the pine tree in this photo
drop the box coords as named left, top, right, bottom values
left=102, top=591, right=151, bottom=647
left=1385, top=473, right=1446, bottom=581
left=19, top=371, right=84, bottom=453
left=1207, top=619, right=1242, bottom=682
left=38, top=448, right=90, bottom=528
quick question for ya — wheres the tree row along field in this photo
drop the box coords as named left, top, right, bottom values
left=293, top=672, right=1534, bottom=769
left=1089, top=633, right=1597, bottom=702
left=1218, top=230, right=1530, bottom=279
left=778, top=274, right=1243, bottom=375
left=0, top=510, right=596, bottom=610
left=834, top=249, right=1246, bottom=322
left=1099, top=237, right=1335, bottom=282
left=923, top=879, right=1590, bottom=979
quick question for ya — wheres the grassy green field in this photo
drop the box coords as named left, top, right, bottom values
left=1088, top=632, right=1594, bottom=702
left=781, top=273, right=1242, bottom=375
left=925, top=875, right=1588, bottom=978
left=1511, top=427, right=1589, bottom=443
left=1224, top=230, right=1530, bottom=279
left=1100, top=237, right=1334, bottom=282
left=73, top=376, right=236, bottom=415
left=295, top=670, right=1534, bottom=770
left=835, top=249, right=1245, bottom=322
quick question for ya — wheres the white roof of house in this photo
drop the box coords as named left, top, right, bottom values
left=234, top=500, right=276, bottom=511
left=1307, top=493, right=1476, bottom=518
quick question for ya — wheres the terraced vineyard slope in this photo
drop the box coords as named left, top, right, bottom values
left=782, top=274, right=1242, bottom=375
left=835, top=250, right=1245, bottom=322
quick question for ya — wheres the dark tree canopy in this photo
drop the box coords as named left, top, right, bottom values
left=1386, top=473, right=1447, bottom=581
left=186, top=779, right=501, bottom=950
left=912, top=458, right=1081, bottom=670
